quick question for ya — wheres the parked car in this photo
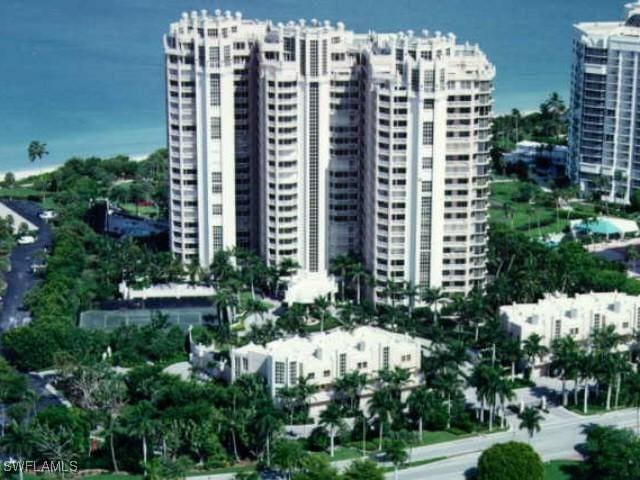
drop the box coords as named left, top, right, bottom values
left=39, top=210, right=57, bottom=220
left=17, top=235, right=36, bottom=245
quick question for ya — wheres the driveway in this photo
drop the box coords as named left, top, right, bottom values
left=0, top=200, right=52, bottom=331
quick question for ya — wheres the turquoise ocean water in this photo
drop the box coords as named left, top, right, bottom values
left=0, top=0, right=624, bottom=172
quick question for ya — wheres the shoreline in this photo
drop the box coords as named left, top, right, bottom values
left=1, top=154, right=150, bottom=181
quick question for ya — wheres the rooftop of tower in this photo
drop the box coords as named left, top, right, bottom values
left=575, top=1, right=640, bottom=41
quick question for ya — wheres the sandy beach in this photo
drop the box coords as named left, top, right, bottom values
left=0, top=154, right=150, bottom=182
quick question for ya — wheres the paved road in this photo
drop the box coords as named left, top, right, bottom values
left=195, top=405, right=639, bottom=480
left=0, top=200, right=51, bottom=331
left=391, top=407, right=639, bottom=480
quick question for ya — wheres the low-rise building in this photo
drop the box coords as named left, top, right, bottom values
left=501, top=291, right=640, bottom=370
left=503, top=141, right=569, bottom=166
left=230, top=326, right=422, bottom=418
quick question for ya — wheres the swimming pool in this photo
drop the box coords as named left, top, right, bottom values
left=577, top=219, right=622, bottom=235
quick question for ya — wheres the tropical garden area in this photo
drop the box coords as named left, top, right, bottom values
left=490, top=94, right=640, bottom=244
left=0, top=95, right=640, bottom=480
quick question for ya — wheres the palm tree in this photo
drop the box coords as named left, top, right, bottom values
left=212, top=287, right=238, bottom=325
left=518, top=407, right=543, bottom=443
left=383, top=439, right=408, bottom=480
left=495, top=377, right=515, bottom=429
left=333, top=371, right=368, bottom=413
left=121, top=401, right=156, bottom=474
left=382, top=280, right=405, bottom=310
left=421, top=286, right=446, bottom=324
left=522, top=333, right=549, bottom=379
left=470, top=362, right=502, bottom=430
left=27, top=140, right=50, bottom=202
left=579, top=351, right=596, bottom=414
left=591, top=325, right=623, bottom=410
left=27, top=140, right=49, bottom=163
left=349, top=262, right=370, bottom=305
left=551, top=336, right=581, bottom=407
left=627, top=246, right=640, bottom=274
left=0, top=420, right=36, bottom=480
left=293, top=375, right=319, bottom=423
left=368, top=387, right=395, bottom=450
left=239, top=296, right=270, bottom=324
left=319, top=403, right=345, bottom=457
left=404, top=283, right=419, bottom=319
left=311, top=295, right=332, bottom=332
left=627, top=371, right=640, bottom=435
left=276, top=258, right=300, bottom=296
left=255, top=406, right=283, bottom=467
left=330, top=254, right=354, bottom=301
left=272, top=438, right=306, bottom=480
left=406, top=386, right=432, bottom=441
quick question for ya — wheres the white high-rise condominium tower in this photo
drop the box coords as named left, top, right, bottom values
left=570, top=2, right=640, bottom=204
left=164, top=10, right=494, bottom=302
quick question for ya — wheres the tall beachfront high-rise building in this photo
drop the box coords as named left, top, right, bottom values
left=164, top=10, right=494, bottom=302
left=570, top=2, right=640, bottom=204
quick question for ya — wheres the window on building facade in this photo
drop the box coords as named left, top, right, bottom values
left=212, top=226, right=223, bottom=252
left=289, top=361, right=298, bottom=385
left=242, top=357, right=248, bottom=371
left=554, top=319, right=561, bottom=339
left=234, top=357, right=241, bottom=378
left=323, top=369, right=331, bottom=377
left=339, top=353, right=347, bottom=376
left=209, top=47, right=220, bottom=67
left=422, top=122, right=434, bottom=145
left=382, top=346, right=390, bottom=369
left=593, top=313, right=601, bottom=330
left=212, top=172, right=222, bottom=193
left=210, top=74, right=220, bottom=106
left=211, top=117, right=221, bottom=139
left=275, top=361, right=285, bottom=384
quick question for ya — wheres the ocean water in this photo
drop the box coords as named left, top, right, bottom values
left=0, top=0, right=624, bottom=172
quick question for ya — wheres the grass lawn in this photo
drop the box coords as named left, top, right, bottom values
left=490, top=179, right=597, bottom=238
left=544, top=460, right=581, bottom=480
left=187, top=464, right=256, bottom=476
left=312, top=446, right=364, bottom=462
left=120, top=202, right=159, bottom=218
left=565, top=402, right=630, bottom=416
left=383, top=456, right=447, bottom=473
left=0, top=186, right=42, bottom=199
left=25, top=476, right=142, bottom=480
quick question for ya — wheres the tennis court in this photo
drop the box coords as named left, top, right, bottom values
left=79, top=307, right=217, bottom=331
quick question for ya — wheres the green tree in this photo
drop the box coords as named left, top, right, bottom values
left=319, top=403, right=345, bottom=457
left=521, top=333, right=548, bottom=379
left=580, top=425, right=640, bottom=480
left=311, top=295, right=331, bottom=332
left=368, top=387, right=396, bottom=450
left=628, top=371, right=640, bottom=434
left=120, top=401, right=157, bottom=473
left=292, top=455, right=340, bottom=480
left=330, top=253, right=355, bottom=301
left=27, top=140, right=50, bottom=201
left=550, top=336, right=581, bottom=406
left=407, top=386, right=441, bottom=440
left=333, top=371, right=368, bottom=413
left=0, top=419, right=37, bottom=480
left=272, top=439, right=306, bottom=479
left=342, top=458, right=385, bottom=480
left=3, top=171, right=16, bottom=188
left=477, top=441, right=543, bottom=480
left=517, top=407, right=544, bottom=442
left=384, top=439, right=409, bottom=480
left=349, top=262, right=370, bottom=305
